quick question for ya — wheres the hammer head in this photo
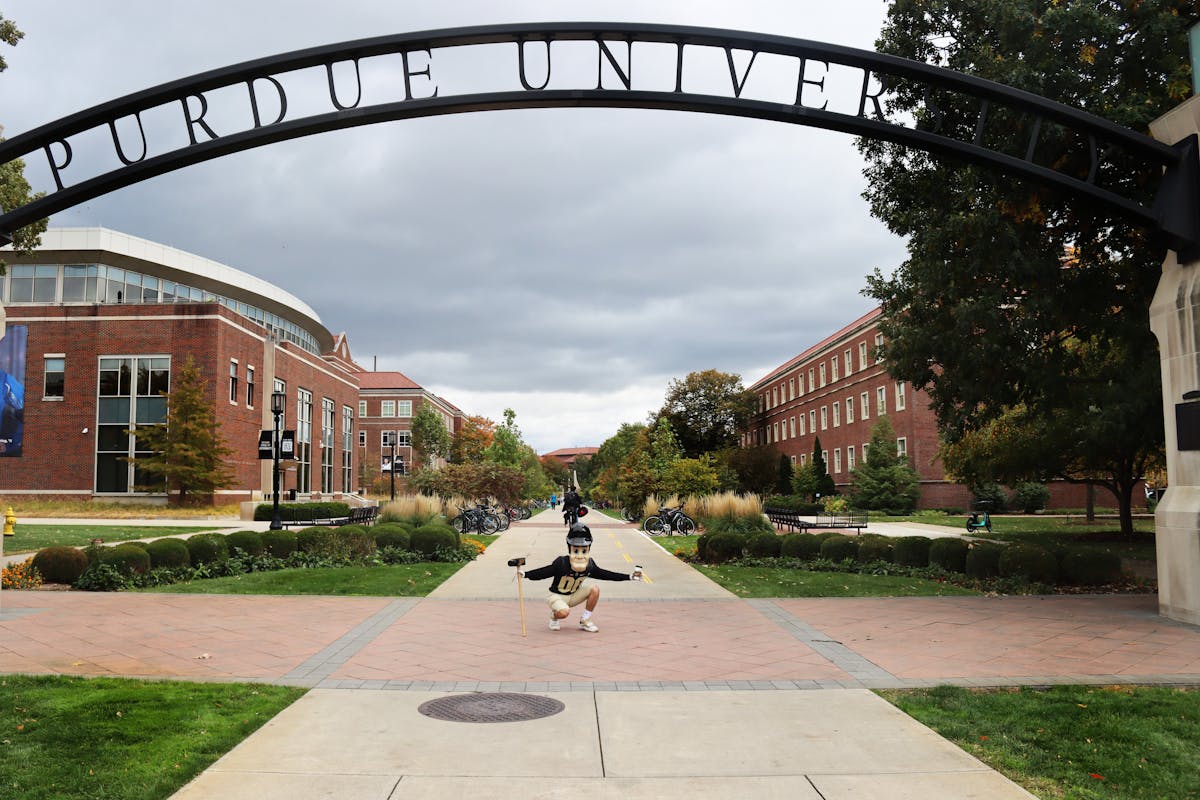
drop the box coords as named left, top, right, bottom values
left=507, top=557, right=526, bottom=567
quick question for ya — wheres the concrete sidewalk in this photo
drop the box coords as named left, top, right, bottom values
left=7, top=508, right=1197, bottom=798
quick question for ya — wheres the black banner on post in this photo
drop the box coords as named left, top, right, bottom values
left=280, top=430, right=296, bottom=459
left=257, top=430, right=273, bottom=459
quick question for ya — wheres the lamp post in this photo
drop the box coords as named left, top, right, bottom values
left=269, top=391, right=286, bottom=530
left=390, top=440, right=397, bottom=501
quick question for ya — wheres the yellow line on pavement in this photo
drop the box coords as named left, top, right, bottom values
left=615, top=541, right=624, bottom=549
left=622, top=553, right=632, bottom=563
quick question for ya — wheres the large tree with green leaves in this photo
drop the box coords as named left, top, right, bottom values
left=411, top=404, right=452, bottom=468
left=0, top=12, right=47, bottom=269
left=656, top=369, right=758, bottom=457
left=128, top=356, right=233, bottom=505
left=850, top=417, right=921, bottom=512
left=859, top=0, right=1188, bottom=533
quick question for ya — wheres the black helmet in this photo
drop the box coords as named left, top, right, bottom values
left=566, top=523, right=592, bottom=547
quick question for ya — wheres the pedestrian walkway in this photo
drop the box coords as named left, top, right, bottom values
left=2, top=509, right=1196, bottom=798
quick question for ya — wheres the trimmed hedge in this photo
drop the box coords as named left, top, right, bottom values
left=928, top=538, right=969, bottom=573
left=372, top=523, right=411, bottom=551
left=144, top=538, right=191, bottom=568
left=261, top=531, right=298, bottom=558
left=780, top=533, right=822, bottom=560
left=410, top=524, right=459, bottom=557
left=893, top=536, right=932, bottom=567
left=746, top=532, right=782, bottom=558
left=296, top=526, right=337, bottom=554
left=226, top=530, right=265, bottom=556
left=100, top=543, right=151, bottom=575
left=965, top=543, right=1003, bottom=578
left=819, top=535, right=859, bottom=562
left=1061, top=550, right=1123, bottom=585
left=999, top=544, right=1058, bottom=583
left=31, top=546, right=90, bottom=584
left=186, top=533, right=230, bottom=565
left=856, top=536, right=895, bottom=563
left=704, top=532, right=746, bottom=563
left=253, top=502, right=350, bottom=522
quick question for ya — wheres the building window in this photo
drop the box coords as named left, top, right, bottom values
left=358, top=400, right=367, bottom=417
left=788, top=378, right=795, bottom=400
left=896, top=381, right=907, bottom=411
left=859, top=342, right=868, bottom=371
left=861, top=391, right=869, bottom=419
left=382, top=430, right=397, bottom=448
left=833, top=448, right=842, bottom=473
left=772, top=387, right=778, bottom=408
left=320, top=398, right=335, bottom=493
left=800, top=453, right=806, bottom=466
left=820, top=405, right=828, bottom=430
left=875, top=333, right=884, bottom=363
left=791, top=455, right=797, bottom=465
left=831, top=357, right=839, bottom=382
left=877, top=386, right=887, bottom=415
left=789, top=416, right=796, bottom=438
left=6, top=265, right=58, bottom=303
left=228, top=360, right=238, bottom=404
left=297, top=389, right=313, bottom=493
left=807, top=368, right=814, bottom=392
left=773, top=422, right=780, bottom=441
left=43, top=356, right=65, bottom=399
left=821, top=450, right=829, bottom=473
left=397, top=431, right=412, bottom=447
left=799, top=413, right=806, bottom=436
left=96, top=356, right=169, bottom=493
left=342, top=405, right=354, bottom=492
left=358, top=430, right=366, bottom=447
left=819, top=363, right=826, bottom=387
left=833, top=403, right=841, bottom=427
left=381, top=400, right=396, bottom=417
left=399, top=400, right=413, bottom=417
left=809, top=410, right=816, bottom=433
left=844, top=349, right=853, bottom=375
left=246, top=366, right=255, bottom=408
left=897, top=437, right=908, bottom=458
left=845, top=397, right=854, bottom=424
left=847, top=445, right=856, bottom=471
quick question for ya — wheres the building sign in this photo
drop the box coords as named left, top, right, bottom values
left=280, top=429, right=296, bottom=459
left=0, top=324, right=26, bottom=457
left=257, top=430, right=273, bottom=459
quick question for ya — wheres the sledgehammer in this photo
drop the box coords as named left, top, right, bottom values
left=508, top=557, right=527, bottom=636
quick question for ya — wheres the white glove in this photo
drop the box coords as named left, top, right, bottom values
left=517, top=569, right=525, bottom=578
left=631, top=566, right=643, bottom=581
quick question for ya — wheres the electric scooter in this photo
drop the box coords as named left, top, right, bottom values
left=966, top=500, right=993, bottom=533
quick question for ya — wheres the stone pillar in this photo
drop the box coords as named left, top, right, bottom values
left=1150, top=96, right=1200, bottom=624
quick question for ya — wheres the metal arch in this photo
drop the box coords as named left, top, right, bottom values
left=0, top=21, right=1194, bottom=250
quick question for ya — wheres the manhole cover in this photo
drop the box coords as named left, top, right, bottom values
left=418, top=692, right=565, bottom=723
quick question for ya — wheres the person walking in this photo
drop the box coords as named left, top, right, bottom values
left=561, top=486, right=582, bottom=526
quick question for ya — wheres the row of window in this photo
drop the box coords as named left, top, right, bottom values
left=358, top=399, right=414, bottom=418
left=792, top=437, right=908, bottom=475
left=762, top=334, right=885, bottom=411
left=757, top=382, right=907, bottom=446
left=3, top=263, right=320, bottom=354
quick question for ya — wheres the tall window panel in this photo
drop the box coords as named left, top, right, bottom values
left=321, top=398, right=335, bottom=493
left=296, top=389, right=313, bottom=493
left=96, top=356, right=169, bottom=493
left=342, top=406, right=354, bottom=492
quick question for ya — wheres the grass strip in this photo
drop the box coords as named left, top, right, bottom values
left=3, top=525, right=220, bottom=554
left=0, top=675, right=304, bottom=800
left=881, top=685, right=1200, bottom=799
left=137, top=562, right=466, bottom=596
left=694, top=564, right=978, bottom=597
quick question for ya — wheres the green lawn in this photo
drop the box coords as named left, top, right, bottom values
left=695, top=564, right=979, bottom=597
left=0, top=675, right=304, bottom=800
left=901, top=513, right=1157, bottom=561
left=138, top=563, right=466, bottom=596
left=882, top=685, right=1200, bottom=799
left=3, top=525, right=221, bottom=554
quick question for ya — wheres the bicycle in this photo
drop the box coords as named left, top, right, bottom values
left=451, top=504, right=501, bottom=534
left=965, top=501, right=993, bottom=533
left=643, top=505, right=696, bottom=536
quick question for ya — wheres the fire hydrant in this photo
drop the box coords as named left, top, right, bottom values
left=3, top=506, right=15, bottom=536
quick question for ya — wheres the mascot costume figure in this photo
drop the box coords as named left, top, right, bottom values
left=520, top=522, right=642, bottom=632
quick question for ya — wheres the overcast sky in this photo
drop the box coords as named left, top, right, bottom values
left=0, top=1, right=907, bottom=453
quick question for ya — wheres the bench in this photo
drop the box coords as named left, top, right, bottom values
left=812, top=512, right=869, bottom=533
left=764, top=507, right=814, bottom=533
left=279, top=505, right=379, bottom=528
left=764, top=508, right=868, bottom=533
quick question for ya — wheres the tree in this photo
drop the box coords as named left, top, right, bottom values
left=859, top=1, right=1185, bottom=534
left=850, top=417, right=920, bottom=512
left=722, top=444, right=779, bottom=494
left=128, top=356, right=233, bottom=505
left=808, top=437, right=837, bottom=498
left=647, top=416, right=683, bottom=490
left=656, top=369, right=758, bottom=456
left=661, top=457, right=721, bottom=499
left=775, top=453, right=793, bottom=496
left=411, top=404, right=451, bottom=468
left=0, top=13, right=47, bottom=269
left=450, top=414, right=494, bottom=463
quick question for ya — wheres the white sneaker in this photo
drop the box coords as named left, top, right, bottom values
left=578, top=618, right=599, bottom=633
left=548, top=618, right=560, bottom=631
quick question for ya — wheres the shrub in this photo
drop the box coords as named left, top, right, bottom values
left=2, top=557, right=43, bottom=589
left=856, top=536, right=894, bottom=563
left=1061, top=550, right=1123, bottom=585
left=186, top=533, right=230, bottom=565
left=333, top=529, right=377, bottom=560
left=261, top=531, right=298, bottom=557
left=144, top=538, right=191, bottom=569
left=226, top=530, right=265, bottom=556
left=372, top=523, right=411, bottom=551
left=819, top=535, right=859, bottom=562
left=100, top=543, right=151, bottom=575
left=253, top=502, right=350, bottom=522
left=695, top=533, right=710, bottom=561
left=411, top=524, right=459, bottom=557
left=780, top=533, right=822, bottom=560
left=928, top=538, right=969, bottom=572
left=296, top=526, right=337, bottom=554
left=1012, top=482, right=1051, bottom=514
left=971, top=483, right=1008, bottom=513
left=746, top=532, right=782, bottom=558
left=31, top=546, right=90, bottom=584
left=965, top=543, right=1004, bottom=578
left=704, top=532, right=746, bottom=563
left=999, top=544, right=1058, bottom=583
left=893, top=536, right=932, bottom=567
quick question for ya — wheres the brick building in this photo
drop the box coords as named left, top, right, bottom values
left=0, top=228, right=464, bottom=504
left=748, top=309, right=1099, bottom=509
left=354, top=370, right=463, bottom=490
